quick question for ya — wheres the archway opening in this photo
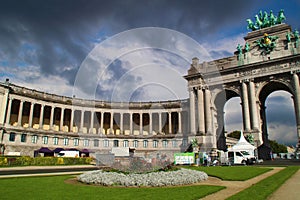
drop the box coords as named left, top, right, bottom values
left=265, top=91, right=297, bottom=147
left=224, top=97, right=243, bottom=137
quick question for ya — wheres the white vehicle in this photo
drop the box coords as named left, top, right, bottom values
left=57, top=150, right=79, bottom=158
left=219, top=150, right=256, bottom=165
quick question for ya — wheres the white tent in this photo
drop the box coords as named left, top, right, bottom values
left=228, top=131, right=256, bottom=156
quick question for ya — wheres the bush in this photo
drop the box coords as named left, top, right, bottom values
left=0, top=156, right=93, bottom=167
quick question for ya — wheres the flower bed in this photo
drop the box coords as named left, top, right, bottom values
left=77, top=168, right=208, bottom=187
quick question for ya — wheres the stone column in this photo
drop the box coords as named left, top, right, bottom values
left=60, top=107, right=65, bottom=131
left=178, top=111, right=182, bottom=134
left=90, top=111, right=94, bottom=133
left=149, top=112, right=153, bottom=135
left=189, top=88, right=196, bottom=134
left=50, top=106, right=55, bottom=129
left=139, top=113, right=143, bottom=135
left=28, top=102, right=35, bottom=128
left=80, top=110, right=84, bottom=132
left=110, top=112, right=114, bottom=134
left=293, top=73, right=300, bottom=140
left=249, top=80, right=259, bottom=130
left=168, top=112, right=172, bottom=134
left=120, top=113, right=124, bottom=134
left=5, top=97, right=12, bottom=125
left=204, top=88, right=212, bottom=134
left=17, top=100, right=24, bottom=126
left=129, top=113, right=133, bottom=135
left=158, top=112, right=162, bottom=134
left=197, top=88, right=205, bottom=133
left=100, top=112, right=104, bottom=134
left=241, top=81, right=251, bottom=131
left=39, top=104, right=44, bottom=129
left=70, top=108, right=74, bottom=132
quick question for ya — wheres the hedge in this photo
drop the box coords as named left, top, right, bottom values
left=0, top=156, right=93, bottom=167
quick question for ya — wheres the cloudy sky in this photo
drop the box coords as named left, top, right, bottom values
left=1, top=0, right=300, bottom=146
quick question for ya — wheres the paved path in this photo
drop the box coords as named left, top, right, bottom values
left=197, top=167, right=284, bottom=200
left=267, top=168, right=300, bottom=200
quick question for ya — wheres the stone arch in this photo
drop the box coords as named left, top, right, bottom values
left=257, top=79, right=296, bottom=159
left=214, top=88, right=240, bottom=150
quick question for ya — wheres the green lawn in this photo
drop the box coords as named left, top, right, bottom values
left=185, top=166, right=272, bottom=181
left=0, top=175, right=224, bottom=200
left=227, top=166, right=300, bottom=200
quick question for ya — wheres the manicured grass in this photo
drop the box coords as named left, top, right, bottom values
left=185, top=166, right=272, bottom=181
left=0, top=175, right=224, bottom=200
left=227, top=166, right=300, bottom=200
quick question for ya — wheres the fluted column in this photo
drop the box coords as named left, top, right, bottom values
left=110, top=112, right=114, bottom=134
left=197, top=88, right=205, bottom=133
left=158, top=112, right=162, bottom=133
left=17, top=100, right=24, bottom=126
left=139, top=113, right=143, bottom=135
left=293, top=73, right=300, bottom=139
left=120, top=113, right=124, bottom=134
left=70, top=108, right=74, bottom=132
left=189, top=88, right=196, bottom=134
left=129, top=113, right=133, bottom=135
left=28, top=102, right=35, bottom=128
left=168, top=112, right=172, bottom=134
left=178, top=111, right=182, bottom=133
left=50, top=106, right=54, bottom=129
left=149, top=112, right=153, bottom=135
left=90, top=111, right=94, bottom=133
left=60, top=107, right=65, bottom=131
left=100, top=112, right=104, bottom=134
left=249, top=80, right=259, bottom=130
left=241, top=81, right=251, bottom=131
left=39, top=104, right=44, bottom=129
left=5, top=97, right=12, bottom=125
left=80, top=110, right=84, bottom=132
left=204, top=88, right=212, bottom=134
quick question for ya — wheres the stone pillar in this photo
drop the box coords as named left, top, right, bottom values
left=241, top=81, right=251, bottom=131
left=204, top=88, right=212, bottom=134
left=60, top=107, right=65, bottom=131
left=17, top=100, right=24, bottom=126
left=120, top=113, right=124, bottom=134
left=178, top=111, right=182, bottom=134
left=249, top=80, right=259, bottom=130
left=100, top=112, right=104, bottom=134
left=110, top=112, right=114, bottom=134
left=168, top=112, right=172, bottom=134
left=28, top=102, right=35, bottom=128
left=80, top=110, right=84, bottom=132
left=50, top=106, right=55, bottom=129
left=39, top=104, right=44, bottom=129
left=139, top=113, right=143, bottom=135
left=158, top=112, right=162, bottom=134
left=189, top=88, right=196, bottom=134
left=90, top=111, right=94, bottom=133
left=293, top=73, right=300, bottom=140
left=129, top=113, right=133, bottom=135
left=5, top=97, right=12, bottom=125
left=149, top=112, right=153, bottom=135
left=197, top=88, right=205, bottom=134
left=70, top=108, right=74, bottom=132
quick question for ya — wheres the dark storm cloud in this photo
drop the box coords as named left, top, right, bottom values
left=0, top=0, right=298, bottom=88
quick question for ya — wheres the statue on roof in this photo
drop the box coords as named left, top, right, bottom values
left=276, top=9, right=286, bottom=24
left=269, top=10, right=277, bottom=26
left=246, top=19, right=257, bottom=31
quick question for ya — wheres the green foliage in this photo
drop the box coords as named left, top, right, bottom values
left=227, top=130, right=241, bottom=139
left=186, top=166, right=271, bottom=181
left=0, top=156, right=92, bottom=167
left=0, top=175, right=224, bottom=200
left=269, top=140, right=288, bottom=154
left=227, top=166, right=300, bottom=200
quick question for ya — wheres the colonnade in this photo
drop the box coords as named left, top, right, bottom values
left=5, top=96, right=184, bottom=136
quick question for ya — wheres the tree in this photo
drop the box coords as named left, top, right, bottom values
left=269, top=140, right=287, bottom=153
left=227, top=130, right=241, bottom=139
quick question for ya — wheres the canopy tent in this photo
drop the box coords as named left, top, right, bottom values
left=53, top=148, right=65, bottom=153
left=228, top=131, right=256, bottom=156
left=37, top=147, right=53, bottom=153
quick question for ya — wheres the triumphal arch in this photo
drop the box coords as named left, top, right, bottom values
left=185, top=10, right=300, bottom=159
